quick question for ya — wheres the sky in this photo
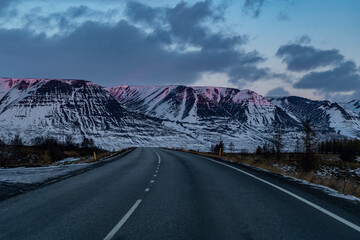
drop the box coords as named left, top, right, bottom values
left=0, top=0, right=359, bottom=101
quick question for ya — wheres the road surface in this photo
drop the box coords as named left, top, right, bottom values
left=0, top=147, right=359, bottom=239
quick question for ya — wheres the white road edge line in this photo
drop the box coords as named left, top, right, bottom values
left=201, top=156, right=360, bottom=233
left=103, top=199, right=142, bottom=240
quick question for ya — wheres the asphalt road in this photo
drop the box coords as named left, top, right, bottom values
left=0, top=147, right=360, bottom=239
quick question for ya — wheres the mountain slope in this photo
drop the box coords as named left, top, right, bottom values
left=268, top=96, right=360, bottom=138
left=106, top=85, right=300, bottom=127
left=107, top=85, right=306, bottom=151
left=342, top=100, right=360, bottom=116
left=0, top=78, right=196, bottom=150
left=1, top=78, right=359, bottom=152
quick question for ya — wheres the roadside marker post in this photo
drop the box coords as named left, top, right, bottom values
left=93, top=152, right=97, bottom=161
left=219, top=148, right=222, bottom=158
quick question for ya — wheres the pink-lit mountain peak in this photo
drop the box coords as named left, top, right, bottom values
left=107, top=85, right=272, bottom=106
left=106, top=84, right=278, bottom=125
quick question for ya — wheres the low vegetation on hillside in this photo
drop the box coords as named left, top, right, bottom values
left=0, top=135, right=110, bottom=167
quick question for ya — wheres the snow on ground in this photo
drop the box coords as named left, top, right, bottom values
left=219, top=156, right=360, bottom=202
left=316, top=166, right=360, bottom=179
left=0, top=164, right=90, bottom=184
left=293, top=177, right=360, bottom=202
left=54, top=157, right=81, bottom=165
left=0, top=153, right=118, bottom=184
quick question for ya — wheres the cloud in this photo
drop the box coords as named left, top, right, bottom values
left=276, top=44, right=344, bottom=72
left=0, top=0, right=13, bottom=10
left=294, top=61, right=360, bottom=93
left=0, top=1, right=279, bottom=87
left=295, top=35, right=311, bottom=44
left=126, top=1, right=241, bottom=50
left=0, top=0, right=18, bottom=20
left=284, top=42, right=360, bottom=99
left=324, top=90, right=360, bottom=102
left=266, top=87, right=290, bottom=96
left=277, top=11, right=290, bottom=21
left=65, top=5, right=100, bottom=18
left=125, top=1, right=162, bottom=25
left=242, top=0, right=264, bottom=18
left=4, top=5, right=120, bottom=37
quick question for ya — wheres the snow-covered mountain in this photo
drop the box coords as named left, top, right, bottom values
left=107, top=85, right=360, bottom=151
left=268, top=96, right=360, bottom=138
left=342, top=100, right=360, bottom=116
left=107, top=85, right=305, bottom=151
left=0, top=78, right=198, bottom=150
left=106, top=85, right=299, bottom=126
left=0, top=78, right=359, bottom=152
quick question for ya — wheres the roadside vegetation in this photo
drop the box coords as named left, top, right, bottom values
left=188, top=150, right=360, bottom=198
left=183, top=120, right=360, bottom=198
left=0, top=135, right=112, bottom=167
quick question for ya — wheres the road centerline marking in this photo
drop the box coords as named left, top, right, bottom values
left=103, top=149, right=163, bottom=240
left=200, top=155, right=360, bottom=233
left=153, top=150, right=161, bottom=164
left=103, top=199, right=142, bottom=240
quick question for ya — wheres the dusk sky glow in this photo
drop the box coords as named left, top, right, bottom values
left=0, top=0, right=359, bottom=101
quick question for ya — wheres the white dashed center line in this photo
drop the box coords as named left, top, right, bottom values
left=103, top=149, right=163, bottom=240
left=103, top=200, right=142, bottom=240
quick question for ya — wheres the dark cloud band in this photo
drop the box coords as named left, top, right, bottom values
left=276, top=43, right=344, bottom=72
left=0, top=1, right=276, bottom=87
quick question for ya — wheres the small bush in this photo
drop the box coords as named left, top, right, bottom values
left=256, top=146, right=262, bottom=155
left=81, top=137, right=95, bottom=149
left=340, top=146, right=356, bottom=162
left=301, top=153, right=317, bottom=172
left=11, top=135, right=23, bottom=146
left=211, top=140, right=224, bottom=154
left=65, top=135, right=75, bottom=147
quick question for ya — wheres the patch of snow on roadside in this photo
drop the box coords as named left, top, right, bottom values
left=293, top=177, right=360, bottom=202
left=0, top=164, right=90, bottom=184
left=54, top=157, right=81, bottom=165
left=224, top=157, right=360, bottom=202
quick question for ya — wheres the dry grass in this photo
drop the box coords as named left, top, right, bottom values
left=78, top=148, right=134, bottom=163
left=184, top=150, right=360, bottom=198
left=79, top=151, right=112, bottom=163
left=0, top=145, right=114, bottom=167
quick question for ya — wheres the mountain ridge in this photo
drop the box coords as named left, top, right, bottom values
left=0, top=78, right=359, bottom=152
left=0, top=78, right=199, bottom=150
left=107, top=84, right=360, bottom=151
